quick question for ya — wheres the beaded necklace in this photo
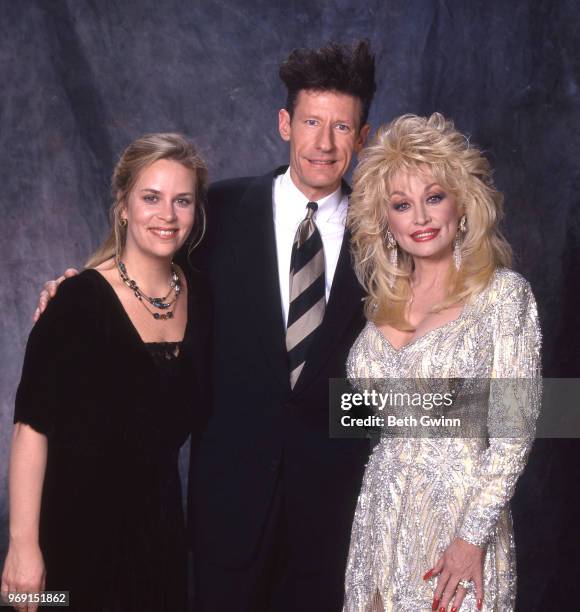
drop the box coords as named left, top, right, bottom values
left=116, top=259, right=181, bottom=320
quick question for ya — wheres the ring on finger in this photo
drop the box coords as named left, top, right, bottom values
left=458, top=579, right=472, bottom=590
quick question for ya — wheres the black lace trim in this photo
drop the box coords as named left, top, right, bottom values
left=144, top=341, right=182, bottom=365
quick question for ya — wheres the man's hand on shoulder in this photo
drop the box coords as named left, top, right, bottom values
left=34, top=268, right=79, bottom=322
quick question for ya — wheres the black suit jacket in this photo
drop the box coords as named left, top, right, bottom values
left=188, top=167, right=369, bottom=571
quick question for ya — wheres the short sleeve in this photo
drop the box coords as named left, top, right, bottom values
left=14, top=272, right=99, bottom=436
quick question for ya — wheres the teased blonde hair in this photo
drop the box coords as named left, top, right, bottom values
left=86, top=133, right=208, bottom=268
left=348, top=112, right=512, bottom=330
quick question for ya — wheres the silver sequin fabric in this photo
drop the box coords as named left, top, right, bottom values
left=343, top=268, right=542, bottom=612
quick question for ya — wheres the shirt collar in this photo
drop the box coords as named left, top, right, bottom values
left=277, top=167, right=344, bottom=224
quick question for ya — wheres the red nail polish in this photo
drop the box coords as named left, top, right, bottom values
left=451, top=608, right=458, bottom=612
left=423, top=569, right=433, bottom=580
left=477, top=598, right=483, bottom=610
left=439, top=608, right=446, bottom=612
left=432, top=599, right=439, bottom=611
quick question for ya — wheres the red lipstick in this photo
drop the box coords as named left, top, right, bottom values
left=410, top=228, right=440, bottom=242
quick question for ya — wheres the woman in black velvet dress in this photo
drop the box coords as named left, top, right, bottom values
left=1, top=134, right=211, bottom=611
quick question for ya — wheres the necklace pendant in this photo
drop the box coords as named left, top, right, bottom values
left=151, top=298, right=170, bottom=309
left=153, top=311, right=174, bottom=320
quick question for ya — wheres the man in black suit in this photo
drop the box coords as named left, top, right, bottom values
left=37, top=40, right=376, bottom=611
left=191, top=41, right=376, bottom=611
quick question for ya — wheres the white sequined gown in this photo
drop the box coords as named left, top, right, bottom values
left=343, top=269, right=542, bottom=611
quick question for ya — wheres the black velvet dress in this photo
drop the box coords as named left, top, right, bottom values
left=13, top=268, right=211, bottom=611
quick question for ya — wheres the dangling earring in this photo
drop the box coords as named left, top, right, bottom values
left=386, top=229, right=398, bottom=268
left=453, top=215, right=467, bottom=270
left=386, top=229, right=398, bottom=287
left=120, top=218, right=127, bottom=228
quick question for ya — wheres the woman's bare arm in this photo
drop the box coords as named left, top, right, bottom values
left=1, top=424, right=48, bottom=609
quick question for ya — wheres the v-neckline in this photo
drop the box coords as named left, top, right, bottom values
left=369, top=302, right=468, bottom=353
left=85, top=268, right=191, bottom=352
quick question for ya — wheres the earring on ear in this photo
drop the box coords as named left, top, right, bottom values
left=453, top=214, right=467, bottom=270
left=120, top=218, right=127, bottom=228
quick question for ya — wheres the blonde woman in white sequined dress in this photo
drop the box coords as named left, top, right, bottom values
left=343, top=113, right=541, bottom=612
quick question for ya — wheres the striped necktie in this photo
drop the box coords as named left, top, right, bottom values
left=286, top=201, right=326, bottom=388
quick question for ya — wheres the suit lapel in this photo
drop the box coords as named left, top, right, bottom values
left=182, top=271, right=210, bottom=400
left=227, top=170, right=364, bottom=395
left=230, top=167, right=291, bottom=392
left=293, top=225, right=365, bottom=395
left=293, top=181, right=365, bottom=394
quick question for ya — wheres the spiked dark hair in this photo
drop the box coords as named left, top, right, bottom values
left=279, top=39, right=376, bottom=128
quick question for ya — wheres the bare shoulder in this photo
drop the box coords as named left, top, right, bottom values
left=89, top=259, right=123, bottom=291
left=92, top=257, right=115, bottom=272
left=92, top=257, right=115, bottom=277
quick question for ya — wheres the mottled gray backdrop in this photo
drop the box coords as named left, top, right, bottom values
left=1, top=0, right=578, bottom=608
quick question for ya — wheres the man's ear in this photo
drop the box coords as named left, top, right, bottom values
left=278, top=109, right=292, bottom=142
left=355, top=123, right=371, bottom=153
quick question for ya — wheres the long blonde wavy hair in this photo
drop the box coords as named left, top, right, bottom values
left=86, top=133, right=208, bottom=268
left=348, top=112, right=512, bottom=330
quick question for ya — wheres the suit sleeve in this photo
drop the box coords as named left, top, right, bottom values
left=14, top=274, right=99, bottom=437
left=457, top=273, right=542, bottom=546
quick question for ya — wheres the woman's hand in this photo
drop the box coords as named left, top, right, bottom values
left=423, top=537, right=484, bottom=611
left=1, top=541, right=45, bottom=611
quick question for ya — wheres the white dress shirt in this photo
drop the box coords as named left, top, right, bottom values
left=273, top=168, right=348, bottom=327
